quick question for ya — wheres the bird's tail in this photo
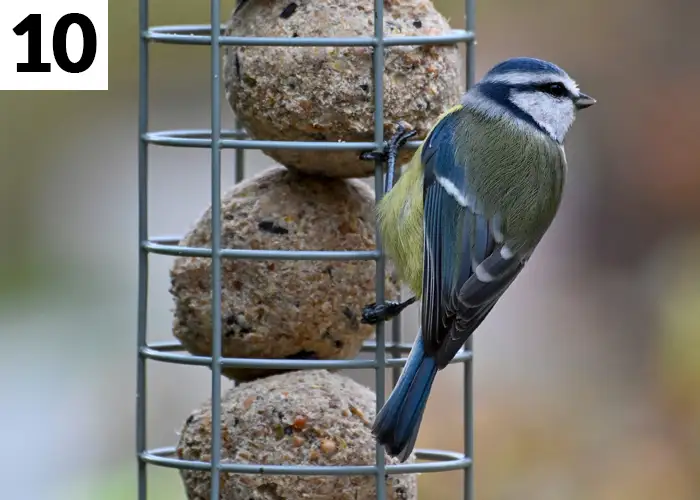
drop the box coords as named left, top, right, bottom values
left=372, top=334, right=438, bottom=462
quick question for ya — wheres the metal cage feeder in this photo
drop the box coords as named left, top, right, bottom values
left=137, top=0, right=476, bottom=498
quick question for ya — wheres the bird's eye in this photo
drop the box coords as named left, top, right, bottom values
left=541, top=82, right=568, bottom=97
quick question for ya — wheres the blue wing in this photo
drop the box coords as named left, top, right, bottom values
left=421, top=107, right=525, bottom=367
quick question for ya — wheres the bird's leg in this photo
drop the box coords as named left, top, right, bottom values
left=359, top=123, right=417, bottom=194
left=361, top=296, right=417, bottom=325
left=359, top=124, right=418, bottom=324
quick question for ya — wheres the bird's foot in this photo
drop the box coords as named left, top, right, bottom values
left=359, top=123, right=418, bottom=164
left=361, top=296, right=417, bottom=325
left=359, top=123, right=417, bottom=194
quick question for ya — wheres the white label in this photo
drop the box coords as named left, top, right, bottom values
left=0, top=0, right=108, bottom=90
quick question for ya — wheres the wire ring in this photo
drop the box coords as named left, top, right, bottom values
left=142, top=447, right=472, bottom=475
left=144, top=238, right=381, bottom=261
left=144, top=25, right=475, bottom=48
left=142, top=129, right=422, bottom=151
left=141, top=340, right=473, bottom=370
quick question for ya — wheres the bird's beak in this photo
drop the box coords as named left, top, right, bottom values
left=575, top=92, right=596, bottom=110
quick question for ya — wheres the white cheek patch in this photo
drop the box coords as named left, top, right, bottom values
left=509, top=91, right=575, bottom=143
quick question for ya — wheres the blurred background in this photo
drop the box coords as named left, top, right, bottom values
left=2, top=0, right=700, bottom=499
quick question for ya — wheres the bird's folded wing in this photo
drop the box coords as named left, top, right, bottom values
left=420, top=108, right=524, bottom=365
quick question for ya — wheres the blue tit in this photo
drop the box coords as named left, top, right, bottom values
left=364, top=57, right=596, bottom=462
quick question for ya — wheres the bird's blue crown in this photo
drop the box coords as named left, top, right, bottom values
left=484, top=57, right=567, bottom=78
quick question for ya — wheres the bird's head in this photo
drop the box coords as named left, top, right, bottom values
left=470, top=57, right=596, bottom=144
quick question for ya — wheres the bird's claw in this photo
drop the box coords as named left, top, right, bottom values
left=361, top=297, right=417, bottom=324
left=359, top=123, right=418, bottom=164
left=361, top=302, right=392, bottom=325
left=360, top=150, right=385, bottom=162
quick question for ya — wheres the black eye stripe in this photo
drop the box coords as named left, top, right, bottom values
left=505, top=81, right=572, bottom=98
left=537, top=82, right=569, bottom=98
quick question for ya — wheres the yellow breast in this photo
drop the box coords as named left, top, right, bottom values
left=376, top=153, right=425, bottom=296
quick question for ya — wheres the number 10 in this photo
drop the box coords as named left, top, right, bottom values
left=13, top=13, right=98, bottom=74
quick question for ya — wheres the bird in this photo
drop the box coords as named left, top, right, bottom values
left=360, top=56, right=596, bottom=462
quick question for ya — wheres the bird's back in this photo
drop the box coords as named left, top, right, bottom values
left=453, top=105, right=567, bottom=254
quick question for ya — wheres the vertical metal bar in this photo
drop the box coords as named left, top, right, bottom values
left=234, top=119, right=245, bottom=183
left=231, top=1, right=245, bottom=185
left=209, top=1, right=224, bottom=499
left=465, top=0, right=476, bottom=89
left=232, top=1, right=245, bottom=185
left=136, top=0, right=149, bottom=497
left=464, top=1, right=476, bottom=498
left=372, top=0, right=386, bottom=498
